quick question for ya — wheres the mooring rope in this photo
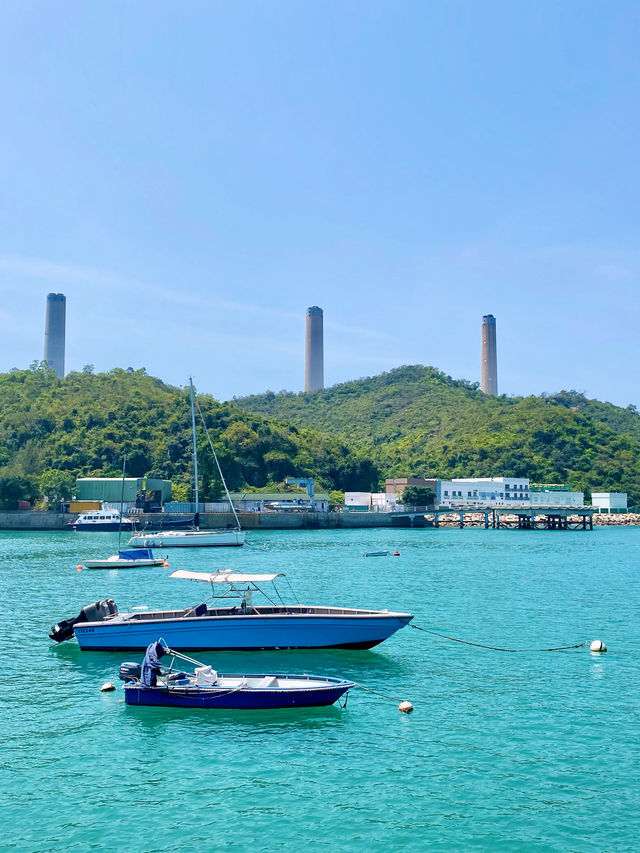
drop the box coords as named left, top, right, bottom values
left=410, top=623, right=588, bottom=652
left=354, top=682, right=405, bottom=703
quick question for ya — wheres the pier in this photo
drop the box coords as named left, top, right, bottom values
left=390, top=506, right=595, bottom=530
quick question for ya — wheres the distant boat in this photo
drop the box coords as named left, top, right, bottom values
left=127, top=378, right=245, bottom=548
left=69, top=508, right=135, bottom=531
left=363, top=550, right=391, bottom=557
left=48, top=569, right=414, bottom=651
left=83, top=549, right=166, bottom=570
left=119, top=641, right=354, bottom=709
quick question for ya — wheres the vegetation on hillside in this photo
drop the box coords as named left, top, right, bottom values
left=235, top=365, right=640, bottom=503
left=0, top=364, right=379, bottom=508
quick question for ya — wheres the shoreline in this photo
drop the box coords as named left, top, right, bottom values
left=0, top=509, right=639, bottom=531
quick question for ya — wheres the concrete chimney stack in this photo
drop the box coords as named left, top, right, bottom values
left=305, top=306, right=324, bottom=392
left=481, top=314, right=497, bottom=395
left=44, top=292, right=66, bottom=379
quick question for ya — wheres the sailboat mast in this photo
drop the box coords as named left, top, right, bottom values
left=189, top=377, right=199, bottom=513
left=118, top=456, right=126, bottom=549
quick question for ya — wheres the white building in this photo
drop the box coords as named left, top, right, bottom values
left=591, top=492, right=628, bottom=512
left=437, top=477, right=530, bottom=507
left=530, top=489, right=584, bottom=507
left=345, top=492, right=400, bottom=512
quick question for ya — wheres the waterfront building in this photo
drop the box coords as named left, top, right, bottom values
left=228, top=492, right=330, bottom=512
left=385, top=477, right=438, bottom=497
left=437, top=477, right=530, bottom=507
left=591, top=492, right=628, bottom=512
left=345, top=492, right=400, bottom=512
left=530, top=485, right=584, bottom=507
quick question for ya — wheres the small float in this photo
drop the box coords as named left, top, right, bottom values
left=119, top=640, right=355, bottom=709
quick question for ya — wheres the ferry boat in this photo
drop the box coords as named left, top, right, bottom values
left=48, top=569, right=413, bottom=651
left=69, top=508, right=135, bottom=532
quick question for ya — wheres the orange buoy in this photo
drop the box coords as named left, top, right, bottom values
left=163, top=562, right=170, bottom=567
left=393, top=552, right=400, bottom=556
left=76, top=565, right=83, bottom=571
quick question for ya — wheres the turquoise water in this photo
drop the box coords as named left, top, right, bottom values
left=2, top=526, right=639, bottom=852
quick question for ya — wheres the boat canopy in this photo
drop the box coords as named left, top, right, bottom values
left=118, top=549, right=154, bottom=560
left=170, top=569, right=285, bottom=584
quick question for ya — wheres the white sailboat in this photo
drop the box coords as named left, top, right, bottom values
left=127, top=379, right=245, bottom=549
left=83, top=458, right=167, bottom=568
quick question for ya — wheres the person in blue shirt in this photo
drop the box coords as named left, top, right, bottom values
left=141, top=640, right=167, bottom=687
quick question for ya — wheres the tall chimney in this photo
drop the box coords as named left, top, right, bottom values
left=481, top=314, right=497, bottom=395
left=44, top=292, right=66, bottom=379
left=305, top=306, right=324, bottom=392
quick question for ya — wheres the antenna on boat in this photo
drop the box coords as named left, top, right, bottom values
left=189, top=377, right=200, bottom=529
left=194, top=393, right=242, bottom=532
left=118, top=456, right=126, bottom=549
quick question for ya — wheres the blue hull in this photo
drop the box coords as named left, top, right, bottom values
left=124, top=680, right=353, bottom=709
left=74, top=612, right=412, bottom=651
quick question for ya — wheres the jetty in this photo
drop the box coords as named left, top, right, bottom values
left=391, top=506, right=595, bottom=530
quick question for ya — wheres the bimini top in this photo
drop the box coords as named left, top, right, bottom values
left=170, top=569, right=285, bottom=584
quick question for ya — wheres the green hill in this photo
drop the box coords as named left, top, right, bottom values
left=234, top=365, right=640, bottom=502
left=0, top=364, right=378, bottom=507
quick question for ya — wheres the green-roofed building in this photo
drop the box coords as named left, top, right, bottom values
left=75, top=477, right=172, bottom=505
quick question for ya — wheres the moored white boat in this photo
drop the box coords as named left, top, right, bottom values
left=83, top=548, right=166, bottom=570
left=69, top=508, right=135, bottom=531
left=126, top=377, right=244, bottom=548
left=127, top=529, right=245, bottom=548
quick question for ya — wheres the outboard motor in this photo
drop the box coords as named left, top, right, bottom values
left=49, top=598, right=118, bottom=643
left=119, top=662, right=142, bottom=682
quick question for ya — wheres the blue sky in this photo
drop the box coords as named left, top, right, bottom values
left=1, top=1, right=638, bottom=406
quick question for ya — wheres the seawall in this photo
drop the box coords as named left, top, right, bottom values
left=1, top=510, right=638, bottom=532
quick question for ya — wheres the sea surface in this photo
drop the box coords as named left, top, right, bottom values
left=1, top=526, right=639, bottom=852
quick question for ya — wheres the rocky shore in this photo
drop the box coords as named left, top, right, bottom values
left=431, top=512, right=640, bottom=527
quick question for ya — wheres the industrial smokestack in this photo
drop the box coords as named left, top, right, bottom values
left=481, top=314, right=497, bottom=395
left=305, top=306, right=324, bottom=392
left=44, top=292, right=66, bottom=378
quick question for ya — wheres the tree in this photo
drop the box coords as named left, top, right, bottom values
left=39, top=469, right=76, bottom=504
left=402, top=486, right=435, bottom=506
left=0, top=470, right=38, bottom=509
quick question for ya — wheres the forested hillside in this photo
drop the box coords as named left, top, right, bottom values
left=235, top=365, right=640, bottom=502
left=0, top=364, right=378, bottom=507
left=3, top=362, right=639, bottom=509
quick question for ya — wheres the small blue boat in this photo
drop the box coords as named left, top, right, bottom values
left=119, top=641, right=354, bottom=709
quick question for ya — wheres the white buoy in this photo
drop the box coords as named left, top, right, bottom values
left=590, top=640, right=607, bottom=653
left=398, top=701, right=414, bottom=713
left=100, top=682, right=116, bottom=692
